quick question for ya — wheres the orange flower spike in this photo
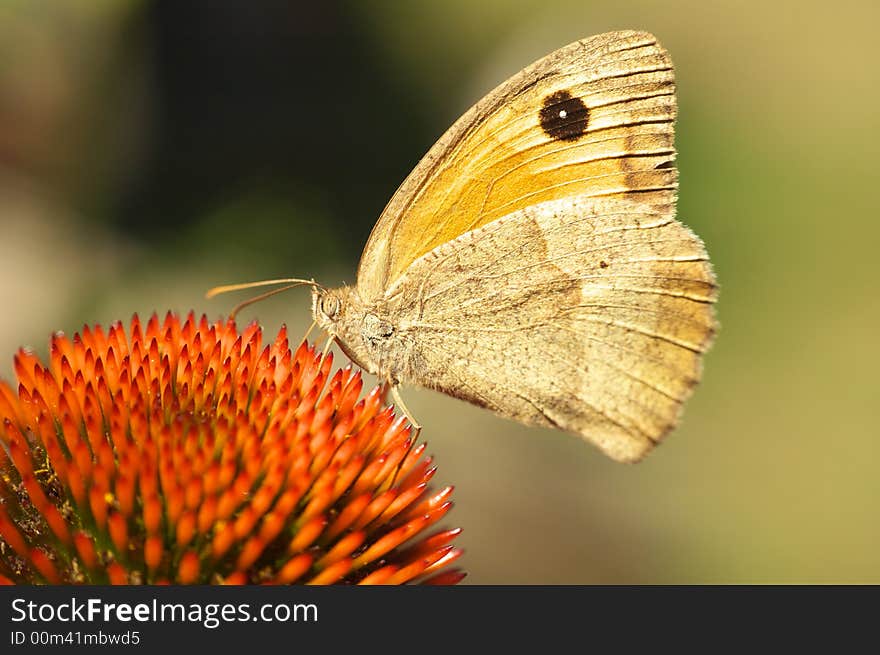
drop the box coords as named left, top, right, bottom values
left=353, top=514, right=432, bottom=570
left=164, top=483, right=185, bottom=526
left=275, top=358, right=294, bottom=395
left=192, top=352, right=207, bottom=392
left=332, top=454, right=366, bottom=502
left=235, top=536, right=266, bottom=571
left=270, top=324, right=289, bottom=359
left=359, top=386, right=385, bottom=428
left=329, top=434, right=361, bottom=470
left=105, top=346, right=121, bottom=389
left=351, top=454, right=390, bottom=497
left=175, top=343, right=191, bottom=388
left=144, top=535, right=163, bottom=572
left=351, top=489, right=398, bottom=532
left=66, top=468, right=86, bottom=508
left=88, top=484, right=109, bottom=530
left=128, top=313, right=144, bottom=348
left=70, top=332, right=87, bottom=376
left=306, top=558, right=351, bottom=585
left=0, top=506, right=29, bottom=558
left=132, top=364, right=148, bottom=402
left=109, top=395, right=130, bottom=439
left=271, top=486, right=306, bottom=523
left=114, top=366, right=133, bottom=412
left=335, top=369, right=364, bottom=419
left=82, top=348, right=96, bottom=384
left=48, top=335, right=67, bottom=385
left=108, top=320, right=130, bottom=362
left=21, top=474, right=52, bottom=518
left=251, top=479, right=280, bottom=517
left=216, top=483, right=244, bottom=521
left=176, top=511, right=196, bottom=548
left=13, top=349, right=40, bottom=396
left=421, top=546, right=464, bottom=578
left=197, top=496, right=218, bottom=535
left=357, top=409, right=395, bottom=457
left=91, top=323, right=110, bottom=356
left=299, top=484, right=334, bottom=524
left=81, top=392, right=102, bottom=439
left=309, top=392, right=336, bottom=437
left=73, top=532, right=98, bottom=571
left=211, top=522, right=237, bottom=560
left=274, top=553, right=313, bottom=584
left=373, top=437, right=414, bottom=491
left=403, top=527, right=463, bottom=559
left=184, top=475, right=203, bottom=511
left=419, top=501, right=455, bottom=534
left=289, top=516, right=327, bottom=554
left=5, top=422, right=35, bottom=478
left=233, top=506, right=258, bottom=540
left=0, top=314, right=462, bottom=585
left=216, top=460, right=237, bottom=494
left=0, top=382, right=25, bottom=428
left=37, top=367, right=61, bottom=416
left=37, top=417, right=69, bottom=487
left=256, top=509, right=286, bottom=544
left=222, top=572, right=247, bottom=585
left=289, top=340, right=308, bottom=377
left=376, top=482, right=429, bottom=527
left=398, top=446, right=433, bottom=489
left=107, top=512, right=129, bottom=554
left=177, top=551, right=200, bottom=584
left=144, top=313, right=161, bottom=347
left=405, top=486, right=455, bottom=520
left=421, top=569, right=467, bottom=585
left=160, top=368, right=175, bottom=412
left=324, top=492, right=372, bottom=542
left=315, top=531, right=366, bottom=570
left=96, top=434, right=115, bottom=478
left=357, top=567, right=398, bottom=585
left=92, top=354, right=107, bottom=392
left=15, top=386, right=40, bottom=431
left=143, top=492, right=162, bottom=535
left=30, top=548, right=61, bottom=584
left=116, top=472, right=136, bottom=518
left=385, top=548, right=453, bottom=585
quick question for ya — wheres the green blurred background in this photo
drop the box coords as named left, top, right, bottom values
left=1, top=1, right=877, bottom=583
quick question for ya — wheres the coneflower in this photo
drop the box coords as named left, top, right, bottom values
left=0, top=312, right=463, bottom=584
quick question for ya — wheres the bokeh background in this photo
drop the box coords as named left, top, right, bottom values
left=2, top=0, right=878, bottom=583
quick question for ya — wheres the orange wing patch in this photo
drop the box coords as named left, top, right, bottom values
left=356, top=31, right=678, bottom=299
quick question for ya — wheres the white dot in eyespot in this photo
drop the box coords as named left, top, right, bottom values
left=558, top=109, right=567, bottom=119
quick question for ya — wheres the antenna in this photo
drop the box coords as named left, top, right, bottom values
left=205, top=278, right=322, bottom=320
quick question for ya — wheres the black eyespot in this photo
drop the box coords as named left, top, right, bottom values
left=540, top=90, right=589, bottom=141
left=320, top=294, right=340, bottom=318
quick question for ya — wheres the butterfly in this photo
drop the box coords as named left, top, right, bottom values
left=209, top=30, right=718, bottom=463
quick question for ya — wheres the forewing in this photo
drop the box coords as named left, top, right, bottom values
left=358, top=30, right=677, bottom=299
left=393, top=196, right=717, bottom=462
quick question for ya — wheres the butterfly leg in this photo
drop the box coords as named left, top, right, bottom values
left=388, top=384, right=421, bottom=487
left=300, top=319, right=318, bottom=347
left=390, top=385, right=422, bottom=437
left=320, top=335, right=334, bottom=361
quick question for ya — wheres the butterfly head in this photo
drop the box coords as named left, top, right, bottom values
left=311, top=286, right=402, bottom=381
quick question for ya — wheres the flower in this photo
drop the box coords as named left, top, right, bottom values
left=0, top=312, right=464, bottom=584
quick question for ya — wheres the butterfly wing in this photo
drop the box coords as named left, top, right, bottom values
left=357, top=30, right=678, bottom=300
left=392, top=196, right=717, bottom=462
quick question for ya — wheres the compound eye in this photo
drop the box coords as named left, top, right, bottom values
left=320, top=294, right=340, bottom=319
